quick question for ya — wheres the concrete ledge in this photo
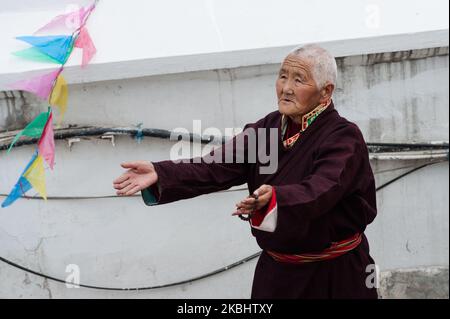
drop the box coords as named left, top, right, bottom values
left=0, top=29, right=448, bottom=90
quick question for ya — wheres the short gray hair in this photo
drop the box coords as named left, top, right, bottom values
left=289, top=44, right=337, bottom=89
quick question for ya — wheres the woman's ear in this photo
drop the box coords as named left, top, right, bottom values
left=320, top=83, right=334, bottom=104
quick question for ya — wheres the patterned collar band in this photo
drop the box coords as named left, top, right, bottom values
left=281, top=99, right=332, bottom=149
left=300, top=99, right=331, bottom=131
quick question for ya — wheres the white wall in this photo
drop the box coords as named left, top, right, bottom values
left=0, top=0, right=448, bottom=298
left=0, top=47, right=448, bottom=298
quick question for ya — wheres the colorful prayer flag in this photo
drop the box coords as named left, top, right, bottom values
left=12, top=47, right=61, bottom=64
left=23, top=155, right=47, bottom=201
left=49, top=74, right=68, bottom=124
left=38, top=111, right=55, bottom=169
left=74, top=27, right=96, bottom=67
left=34, top=5, right=94, bottom=34
left=8, top=69, right=60, bottom=100
left=1, top=152, right=37, bottom=208
left=16, top=35, right=74, bottom=64
left=7, top=110, right=50, bottom=153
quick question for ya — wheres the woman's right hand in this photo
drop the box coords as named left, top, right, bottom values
left=113, top=161, right=158, bottom=196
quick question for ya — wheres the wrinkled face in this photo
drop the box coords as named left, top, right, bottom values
left=276, top=54, right=322, bottom=118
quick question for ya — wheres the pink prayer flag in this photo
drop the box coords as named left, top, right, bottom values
left=34, top=5, right=94, bottom=34
left=38, top=111, right=55, bottom=169
left=8, top=70, right=60, bottom=100
left=74, top=27, right=96, bottom=67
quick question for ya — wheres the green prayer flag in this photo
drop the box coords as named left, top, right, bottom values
left=12, top=47, right=60, bottom=64
left=7, top=110, right=50, bottom=153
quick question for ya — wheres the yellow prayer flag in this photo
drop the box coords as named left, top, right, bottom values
left=23, top=155, right=47, bottom=200
left=49, top=74, right=68, bottom=126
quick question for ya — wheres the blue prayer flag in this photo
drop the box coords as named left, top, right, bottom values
left=16, top=35, right=74, bottom=64
left=1, top=152, right=38, bottom=208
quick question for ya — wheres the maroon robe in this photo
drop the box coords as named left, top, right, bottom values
left=142, top=101, right=378, bottom=299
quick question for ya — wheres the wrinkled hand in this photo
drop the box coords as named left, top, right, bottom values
left=232, top=184, right=273, bottom=216
left=113, top=161, right=158, bottom=196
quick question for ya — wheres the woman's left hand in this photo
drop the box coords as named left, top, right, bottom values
left=232, top=184, right=273, bottom=216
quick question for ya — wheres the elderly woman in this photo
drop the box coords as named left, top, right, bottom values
left=113, top=44, right=378, bottom=299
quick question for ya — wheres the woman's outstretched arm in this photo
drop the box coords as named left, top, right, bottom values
left=112, top=121, right=262, bottom=205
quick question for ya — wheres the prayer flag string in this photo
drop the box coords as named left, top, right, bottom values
left=2, top=1, right=99, bottom=208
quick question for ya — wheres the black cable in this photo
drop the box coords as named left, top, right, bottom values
left=375, top=162, right=437, bottom=191
left=1, top=126, right=448, bottom=151
left=0, top=252, right=261, bottom=292
left=0, top=127, right=225, bottom=151
left=0, top=160, right=445, bottom=291
left=366, top=142, right=449, bottom=152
